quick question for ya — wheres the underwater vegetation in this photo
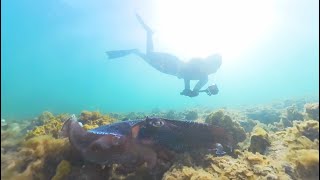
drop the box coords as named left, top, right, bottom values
left=1, top=98, right=319, bottom=180
left=248, top=126, right=271, bottom=155
left=246, top=107, right=281, bottom=124
left=205, top=110, right=246, bottom=146
left=305, top=103, right=319, bottom=121
left=25, top=112, right=70, bottom=139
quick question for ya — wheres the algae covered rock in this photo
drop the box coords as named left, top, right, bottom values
left=23, top=135, right=69, bottom=159
left=79, top=111, right=116, bottom=130
left=1, top=119, right=8, bottom=130
left=246, top=107, right=281, bottom=124
left=287, top=149, right=319, bottom=180
left=248, top=126, right=271, bottom=154
left=25, top=112, right=69, bottom=139
left=122, top=112, right=146, bottom=121
left=305, top=103, right=319, bottom=121
left=239, top=119, right=257, bottom=132
left=205, top=110, right=246, bottom=145
left=2, top=135, right=70, bottom=180
left=163, top=150, right=290, bottom=180
left=286, top=105, right=304, bottom=121
left=295, top=120, right=319, bottom=141
left=51, top=160, right=71, bottom=180
left=163, top=166, right=214, bottom=180
left=165, top=110, right=176, bottom=119
left=279, top=117, right=293, bottom=128
left=184, top=110, right=198, bottom=121
left=38, top=111, right=55, bottom=125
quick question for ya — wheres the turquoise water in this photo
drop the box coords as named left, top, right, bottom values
left=1, top=0, right=319, bottom=120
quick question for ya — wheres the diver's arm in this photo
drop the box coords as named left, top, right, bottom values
left=193, top=76, right=208, bottom=92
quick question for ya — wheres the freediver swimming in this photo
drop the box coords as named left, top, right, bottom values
left=106, top=14, right=221, bottom=97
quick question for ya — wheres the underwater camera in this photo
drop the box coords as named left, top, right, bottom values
left=200, top=84, right=219, bottom=96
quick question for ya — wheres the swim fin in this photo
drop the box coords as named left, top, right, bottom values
left=105, top=49, right=137, bottom=59
left=135, top=13, right=153, bottom=34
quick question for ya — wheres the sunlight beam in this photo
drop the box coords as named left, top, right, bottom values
left=152, top=0, right=276, bottom=61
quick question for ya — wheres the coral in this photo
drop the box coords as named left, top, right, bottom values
left=205, top=110, right=246, bottom=145
left=305, top=103, right=319, bottom=121
left=184, top=110, right=198, bottom=121
left=246, top=107, right=281, bottom=124
left=51, top=160, right=72, bottom=180
left=248, top=126, right=270, bottom=154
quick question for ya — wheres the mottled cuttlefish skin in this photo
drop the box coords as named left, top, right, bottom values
left=88, top=119, right=144, bottom=136
left=61, top=116, right=157, bottom=168
left=137, top=117, right=233, bottom=152
left=61, top=116, right=233, bottom=167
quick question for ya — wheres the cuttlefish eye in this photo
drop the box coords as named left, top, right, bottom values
left=150, top=119, right=164, bottom=127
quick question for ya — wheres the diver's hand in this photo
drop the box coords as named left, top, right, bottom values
left=188, top=91, right=199, bottom=97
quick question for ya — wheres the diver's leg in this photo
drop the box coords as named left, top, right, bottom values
left=135, top=13, right=154, bottom=55
left=106, top=49, right=138, bottom=59
left=132, top=50, right=152, bottom=64
left=184, top=79, right=191, bottom=90
left=193, top=76, right=209, bottom=92
left=180, top=79, right=193, bottom=96
left=146, top=31, right=154, bottom=55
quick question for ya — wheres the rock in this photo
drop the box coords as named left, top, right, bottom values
left=248, top=126, right=270, bottom=154
left=305, top=103, right=319, bottom=121
left=246, top=107, right=281, bottom=124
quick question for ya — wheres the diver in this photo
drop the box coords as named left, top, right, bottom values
left=106, top=14, right=222, bottom=97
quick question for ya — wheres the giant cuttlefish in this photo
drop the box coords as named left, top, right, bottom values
left=61, top=115, right=233, bottom=168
